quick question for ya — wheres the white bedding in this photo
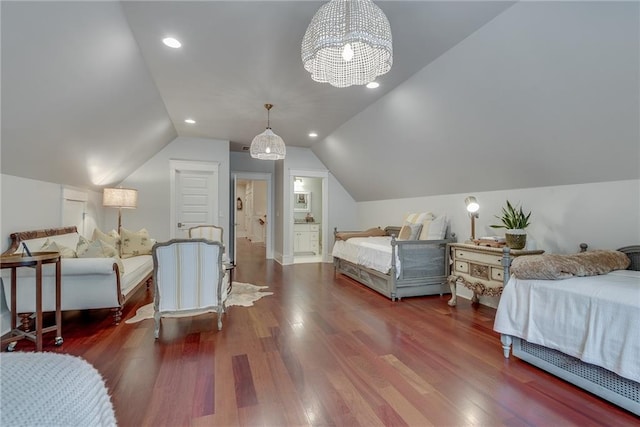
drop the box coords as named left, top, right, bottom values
left=494, top=270, right=640, bottom=382
left=332, top=236, right=401, bottom=276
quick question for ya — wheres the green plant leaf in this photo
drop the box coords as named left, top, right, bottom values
left=490, top=200, right=531, bottom=229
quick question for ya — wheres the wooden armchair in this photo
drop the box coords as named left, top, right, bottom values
left=151, top=239, right=228, bottom=338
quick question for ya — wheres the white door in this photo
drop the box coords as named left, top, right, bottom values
left=62, top=187, right=88, bottom=236
left=170, top=160, right=219, bottom=238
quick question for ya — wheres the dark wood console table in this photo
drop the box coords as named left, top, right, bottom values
left=1, top=251, right=63, bottom=351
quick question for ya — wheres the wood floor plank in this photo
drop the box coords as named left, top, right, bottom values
left=232, top=354, right=259, bottom=408
left=9, top=237, right=638, bottom=426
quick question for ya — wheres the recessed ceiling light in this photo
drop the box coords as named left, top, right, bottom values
left=366, top=81, right=380, bottom=89
left=184, top=118, right=195, bottom=124
left=308, top=132, right=318, bottom=138
left=162, top=37, right=182, bottom=48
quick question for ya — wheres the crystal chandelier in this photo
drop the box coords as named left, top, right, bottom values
left=301, top=0, right=393, bottom=88
left=250, top=104, right=286, bottom=160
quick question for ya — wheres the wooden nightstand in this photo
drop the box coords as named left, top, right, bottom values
left=447, top=243, right=543, bottom=306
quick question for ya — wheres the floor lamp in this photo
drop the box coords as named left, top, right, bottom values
left=103, top=188, right=138, bottom=232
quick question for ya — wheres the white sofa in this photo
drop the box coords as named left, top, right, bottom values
left=1, top=226, right=153, bottom=324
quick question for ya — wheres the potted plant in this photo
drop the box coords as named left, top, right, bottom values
left=490, top=200, right=532, bottom=249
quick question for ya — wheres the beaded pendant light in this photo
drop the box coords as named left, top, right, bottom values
left=250, top=104, right=286, bottom=160
left=301, top=0, right=393, bottom=88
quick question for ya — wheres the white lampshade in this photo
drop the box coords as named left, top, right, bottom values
left=250, top=104, right=286, bottom=160
left=250, top=128, right=286, bottom=160
left=103, top=188, right=138, bottom=209
left=302, top=0, right=393, bottom=88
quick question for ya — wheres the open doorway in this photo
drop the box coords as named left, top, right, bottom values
left=292, top=174, right=327, bottom=264
left=232, top=172, right=273, bottom=264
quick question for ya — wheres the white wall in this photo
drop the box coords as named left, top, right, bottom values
left=113, top=136, right=230, bottom=244
left=230, top=152, right=276, bottom=175
left=0, top=174, right=103, bottom=334
left=357, top=179, right=640, bottom=307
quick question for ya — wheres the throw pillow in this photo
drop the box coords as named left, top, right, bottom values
left=77, top=239, right=119, bottom=258
left=418, top=218, right=433, bottom=240
left=92, top=228, right=121, bottom=253
left=76, top=235, right=91, bottom=255
left=120, top=228, right=153, bottom=259
left=77, top=239, right=125, bottom=275
left=40, top=239, right=77, bottom=258
left=397, top=222, right=423, bottom=241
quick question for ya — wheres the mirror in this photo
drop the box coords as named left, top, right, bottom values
left=294, top=191, right=311, bottom=212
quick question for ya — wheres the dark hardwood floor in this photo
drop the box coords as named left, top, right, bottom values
left=9, top=238, right=638, bottom=426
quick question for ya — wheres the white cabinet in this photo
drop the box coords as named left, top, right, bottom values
left=294, top=223, right=320, bottom=254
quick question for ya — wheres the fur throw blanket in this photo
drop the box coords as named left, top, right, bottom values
left=511, top=250, right=630, bottom=280
left=335, top=227, right=387, bottom=241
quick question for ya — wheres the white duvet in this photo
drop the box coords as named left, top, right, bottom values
left=494, top=270, right=640, bottom=382
left=332, top=236, right=401, bottom=277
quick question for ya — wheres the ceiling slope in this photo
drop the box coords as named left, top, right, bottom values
left=313, top=1, right=640, bottom=201
left=1, top=1, right=176, bottom=189
left=1, top=1, right=514, bottom=192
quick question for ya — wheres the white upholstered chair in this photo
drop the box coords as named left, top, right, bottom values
left=188, top=225, right=223, bottom=244
left=188, top=224, right=234, bottom=282
left=151, top=239, right=229, bottom=338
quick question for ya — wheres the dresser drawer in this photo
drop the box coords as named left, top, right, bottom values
left=491, top=267, right=504, bottom=282
left=469, top=263, right=490, bottom=280
left=454, top=261, right=469, bottom=273
left=454, top=249, right=502, bottom=266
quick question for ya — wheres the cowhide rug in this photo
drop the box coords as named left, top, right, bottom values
left=125, top=282, right=272, bottom=324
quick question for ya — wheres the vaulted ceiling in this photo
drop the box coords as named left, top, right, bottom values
left=2, top=1, right=638, bottom=202
left=1, top=1, right=513, bottom=190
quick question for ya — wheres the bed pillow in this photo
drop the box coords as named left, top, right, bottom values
left=418, top=218, right=433, bottom=240
left=120, top=228, right=153, bottom=258
left=404, top=212, right=434, bottom=225
left=40, top=239, right=77, bottom=258
left=397, top=222, right=423, bottom=241
left=423, top=215, right=447, bottom=240
left=511, top=250, right=631, bottom=280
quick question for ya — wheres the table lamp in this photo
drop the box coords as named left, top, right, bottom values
left=465, top=196, right=480, bottom=241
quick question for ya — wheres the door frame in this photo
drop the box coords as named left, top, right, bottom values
left=169, top=159, right=220, bottom=239
left=287, top=169, right=329, bottom=264
left=231, top=172, right=273, bottom=261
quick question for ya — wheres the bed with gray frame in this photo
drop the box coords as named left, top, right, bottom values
left=332, top=226, right=456, bottom=301
left=497, top=244, right=640, bottom=416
